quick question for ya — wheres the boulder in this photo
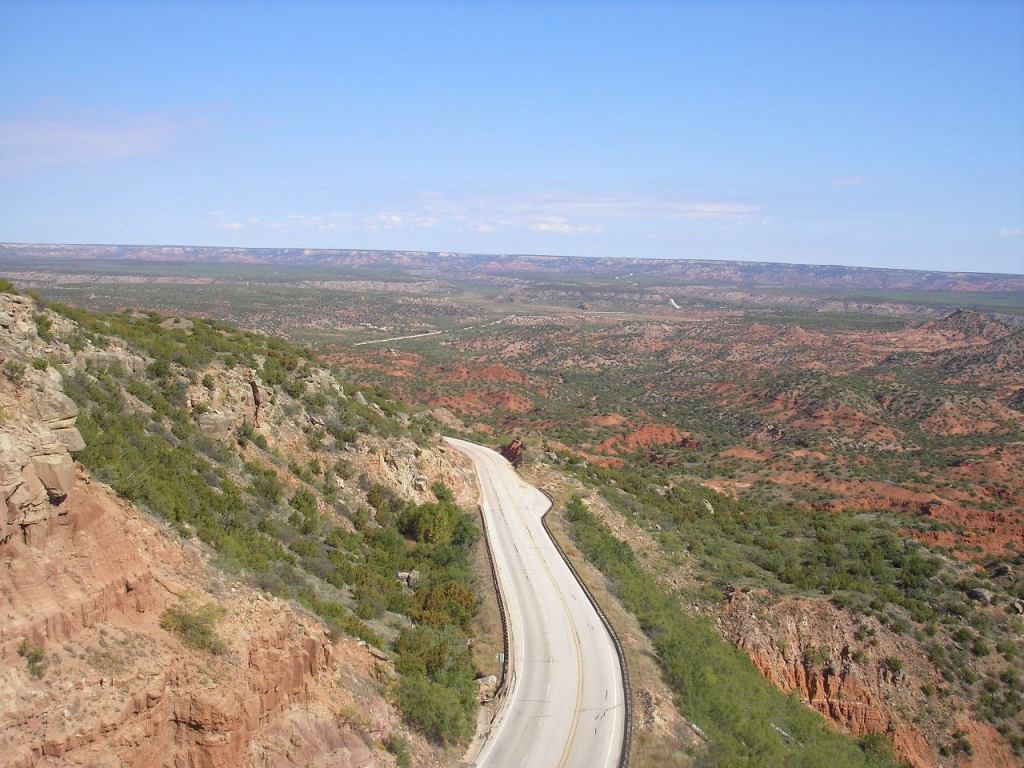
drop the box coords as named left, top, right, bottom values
left=476, top=674, right=498, bottom=701
left=53, top=427, right=86, bottom=453
left=31, top=455, right=76, bottom=501
left=31, top=390, right=79, bottom=431
left=80, top=350, right=146, bottom=376
left=0, top=438, right=27, bottom=501
left=7, top=466, right=48, bottom=524
left=967, top=587, right=993, bottom=604
left=501, top=438, right=526, bottom=468
left=395, top=573, right=419, bottom=589
left=197, top=412, right=233, bottom=439
left=353, top=391, right=368, bottom=406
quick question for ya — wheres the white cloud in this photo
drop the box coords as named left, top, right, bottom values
left=286, top=213, right=341, bottom=232
left=527, top=215, right=600, bottom=235
left=830, top=176, right=866, bottom=187
left=436, top=194, right=754, bottom=219
left=364, top=212, right=440, bottom=231
left=539, top=196, right=759, bottom=221
left=999, top=227, right=1022, bottom=237
left=218, top=222, right=244, bottom=230
left=417, top=193, right=761, bottom=232
left=214, top=192, right=760, bottom=239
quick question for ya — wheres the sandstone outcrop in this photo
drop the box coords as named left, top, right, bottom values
left=717, top=589, right=1018, bottom=768
left=2, top=317, right=84, bottom=544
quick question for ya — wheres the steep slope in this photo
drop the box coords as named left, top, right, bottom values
left=0, top=288, right=491, bottom=767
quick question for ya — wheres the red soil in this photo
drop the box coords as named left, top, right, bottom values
left=598, top=424, right=698, bottom=454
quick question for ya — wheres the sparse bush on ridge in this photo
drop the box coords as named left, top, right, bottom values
left=18, top=638, right=46, bottom=678
left=2, top=360, right=26, bottom=384
left=160, top=603, right=227, bottom=655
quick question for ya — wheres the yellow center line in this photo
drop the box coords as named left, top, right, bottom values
left=467, top=442, right=588, bottom=768
left=516, top=496, right=585, bottom=768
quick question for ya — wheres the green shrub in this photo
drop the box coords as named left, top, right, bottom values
left=880, top=657, right=904, bottom=676
left=385, top=734, right=411, bottom=768
left=2, top=360, right=26, bottom=384
left=249, top=463, right=283, bottom=504
left=33, top=313, right=54, bottom=341
left=397, top=672, right=475, bottom=745
left=803, top=645, right=831, bottom=670
left=147, top=358, right=171, bottom=379
left=306, top=428, right=325, bottom=450
left=17, top=638, right=46, bottom=678
left=160, top=603, right=227, bottom=655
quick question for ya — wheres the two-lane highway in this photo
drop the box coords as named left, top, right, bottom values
left=445, top=437, right=625, bottom=768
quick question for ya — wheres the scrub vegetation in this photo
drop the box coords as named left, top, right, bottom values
left=565, top=495, right=904, bottom=768
left=47, top=303, right=482, bottom=745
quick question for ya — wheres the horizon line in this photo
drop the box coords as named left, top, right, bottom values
left=1, top=240, right=1022, bottom=279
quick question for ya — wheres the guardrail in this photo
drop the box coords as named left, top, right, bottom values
left=477, top=502, right=510, bottom=696
left=537, top=488, right=634, bottom=768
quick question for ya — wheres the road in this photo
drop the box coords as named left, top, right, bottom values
left=444, top=437, right=625, bottom=768
left=352, top=315, right=516, bottom=346
left=352, top=329, right=444, bottom=345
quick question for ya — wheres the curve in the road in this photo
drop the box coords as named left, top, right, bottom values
left=445, top=437, right=626, bottom=768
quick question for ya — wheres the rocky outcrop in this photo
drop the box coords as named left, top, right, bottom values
left=501, top=438, right=526, bottom=468
left=0, top=477, right=411, bottom=768
left=717, top=588, right=1018, bottom=768
left=2, top=348, right=84, bottom=544
left=0, top=292, right=443, bottom=768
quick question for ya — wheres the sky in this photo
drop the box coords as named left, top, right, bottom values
left=1, top=1, right=1022, bottom=273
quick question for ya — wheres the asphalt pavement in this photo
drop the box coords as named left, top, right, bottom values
left=445, top=437, right=625, bottom=768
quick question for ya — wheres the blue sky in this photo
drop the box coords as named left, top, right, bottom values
left=1, top=1, right=1022, bottom=273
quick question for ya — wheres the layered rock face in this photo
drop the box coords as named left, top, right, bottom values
left=0, top=293, right=435, bottom=768
left=717, top=589, right=1018, bottom=768
left=2, top=385, right=83, bottom=541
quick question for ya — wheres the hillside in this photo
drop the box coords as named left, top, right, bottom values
left=0, top=285, right=496, bottom=766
